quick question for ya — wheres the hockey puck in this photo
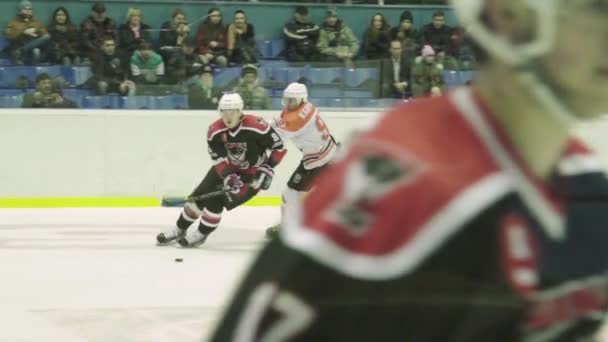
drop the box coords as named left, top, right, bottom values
left=174, top=258, right=183, bottom=262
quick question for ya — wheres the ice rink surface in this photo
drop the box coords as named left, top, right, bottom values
left=0, top=207, right=280, bottom=342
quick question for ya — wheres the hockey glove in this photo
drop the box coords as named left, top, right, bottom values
left=252, top=164, right=274, bottom=190
left=224, top=174, right=244, bottom=194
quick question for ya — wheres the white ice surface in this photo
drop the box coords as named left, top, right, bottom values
left=0, top=207, right=280, bottom=342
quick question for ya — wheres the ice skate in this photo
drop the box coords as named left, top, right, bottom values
left=178, top=228, right=209, bottom=248
left=156, top=226, right=186, bottom=245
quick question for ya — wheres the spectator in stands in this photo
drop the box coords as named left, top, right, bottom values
left=381, top=40, right=411, bottom=99
left=118, top=8, right=151, bottom=61
left=90, top=35, right=135, bottom=96
left=227, top=10, right=257, bottom=65
left=188, top=65, right=221, bottom=110
left=165, top=37, right=203, bottom=85
left=80, top=2, right=117, bottom=64
left=389, top=10, right=418, bottom=59
left=130, top=41, right=165, bottom=85
left=196, top=7, right=228, bottom=67
left=4, top=0, right=50, bottom=65
left=419, top=10, right=451, bottom=56
left=159, top=9, right=190, bottom=61
left=363, top=13, right=391, bottom=60
left=22, top=73, right=77, bottom=108
left=317, top=9, right=359, bottom=66
left=233, top=64, right=270, bottom=110
left=445, top=26, right=476, bottom=70
left=48, top=7, right=80, bottom=65
left=411, top=45, right=444, bottom=98
left=284, top=6, right=319, bottom=62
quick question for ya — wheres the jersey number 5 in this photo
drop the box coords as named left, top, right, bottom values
left=315, top=116, right=330, bottom=141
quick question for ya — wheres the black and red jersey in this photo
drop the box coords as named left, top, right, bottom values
left=211, top=88, right=608, bottom=341
left=207, top=114, right=286, bottom=180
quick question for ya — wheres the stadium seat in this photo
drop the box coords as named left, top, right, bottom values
left=442, top=70, right=460, bottom=88
left=214, top=67, right=241, bottom=88
left=270, top=96, right=282, bottom=110
left=0, top=66, right=37, bottom=87
left=82, top=95, right=122, bottom=109
left=308, top=67, right=341, bottom=85
left=122, top=96, right=154, bottom=109
left=153, top=95, right=188, bottom=109
left=309, top=85, right=342, bottom=98
left=62, top=89, right=92, bottom=107
left=269, top=39, right=285, bottom=58
left=308, top=97, right=328, bottom=107
left=458, top=70, right=476, bottom=84
left=326, top=98, right=361, bottom=108
left=256, top=40, right=273, bottom=59
left=342, top=68, right=379, bottom=88
left=359, top=98, right=402, bottom=108
left=63, top=66, right=93, bottom=87
left=343, top=88, right=373, bottom=98
left=0, top=94, right=23, bottom=107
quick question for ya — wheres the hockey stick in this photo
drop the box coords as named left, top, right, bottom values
left=161, top=186, right=233, bottom=207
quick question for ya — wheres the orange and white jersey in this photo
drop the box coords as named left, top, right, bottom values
left=274, top=101, right=337, bottom=170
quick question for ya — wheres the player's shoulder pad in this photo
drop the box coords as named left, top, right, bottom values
left=241, top=114, right=270, bottom=134
left=557, top=137, right=603, bottom=176
left=207, top=118, right=228, bottom=141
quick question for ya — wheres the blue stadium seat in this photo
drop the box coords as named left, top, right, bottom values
left=308, top=67, right=341, bottom=85
left=152, top=95, right=188, bottom=109
left=35, top=65, right=63, bottom=79
left=269, top=39, right=285, bottom=58
left=309, top=85, right=342, bottom=98
left=359, top=98, right=402, bottom=108
left=269, top=67, right=286, bottom=85
left=0, top=66, right=37, bottom=87
left=458, top=70, right=476, bottom=84
left=270, top=96, right=282, bottom=110
left=0, top=94, right=23, bottom=107
left=214, top=67, right=241, bottom=88
left=442, top=70, right=460, bottom=88
left=256, top=40, right=273, bottom=59
left=122, top=96, right=154, bottom=109
left=343, top=88, right=372, bottom=98
left=82, top=95, right=122, bottom=109
left=0, top=37, right=8, bottom=53
left=63, top=66, right=93, bottom=86
left=342, top=68, right=379, bottom=87
left=62, top=89, right=92, bottom=107
left=326, top=97, right=357, bottom=108
left=0, top=58, right=11, bottom=65
left=259, top=60, right=288, bottom=68
left=1, top=88, right=28, bottom=96
left=308, top=97, right=328, bottom=107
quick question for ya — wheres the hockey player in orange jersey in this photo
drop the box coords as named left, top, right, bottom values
left=265, top=82, right=338, bottom=238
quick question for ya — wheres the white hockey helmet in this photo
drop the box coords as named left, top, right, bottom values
left=218, top=93, right=244, bottom=129
left=451, top=0, right=579, bottom=125
left=451, top=0, right=558, bottom=67
left=282, top=82, right=308, bottom=110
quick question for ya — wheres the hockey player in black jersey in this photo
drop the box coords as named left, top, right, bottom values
left=210, top=0, right=608, bottom=341
left=156, top=93, right=286, bottom=247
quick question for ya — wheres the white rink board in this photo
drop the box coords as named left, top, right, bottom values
left=0, top=109, right=382, bottom=198
left=1, top=108, right=608, bottom=198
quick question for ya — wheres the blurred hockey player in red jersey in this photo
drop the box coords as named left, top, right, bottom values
left=210, top=0, right=608, bottom=340
left=156, top=93, right=286, bottom=247
left=265, top=82, right=338, bottom=239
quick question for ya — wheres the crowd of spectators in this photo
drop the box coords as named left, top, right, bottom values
left=4, top=0, right=473, bottom=108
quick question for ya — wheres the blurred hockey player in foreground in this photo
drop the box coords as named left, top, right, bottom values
left=156, top=93, right=286, bottom=247
left=265, top=82, right=338, bottom=239
left=211, top=0, right=608, bottom=340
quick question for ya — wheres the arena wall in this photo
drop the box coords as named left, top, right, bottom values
left=1, top=108, right=606, bottom=207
